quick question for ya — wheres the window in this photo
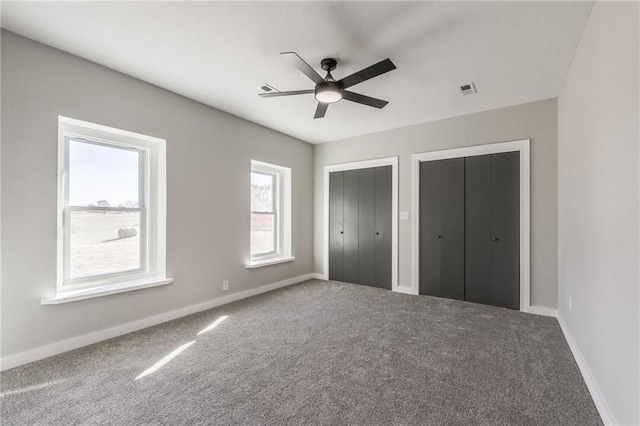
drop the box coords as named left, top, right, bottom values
left=248, top=160, right=293, bottom=267
left=49, top=117, right=170, bottom=303
left=251, top=170, right=277, bottom=255
left=66, top=140, right=144, bottom=280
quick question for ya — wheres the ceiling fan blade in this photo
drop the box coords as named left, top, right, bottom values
left=281, top=52, right=324, bottom=85
left=314, top=102, right=328, bottom=119
left=259, top=89, right=314, bottom=98
left=342, top=91, right=389, bottom=109
left=337, top=58, right=396, bottom=89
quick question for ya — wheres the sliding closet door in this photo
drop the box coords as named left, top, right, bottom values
left=419, top=159, right=464, bottom=299
left=374, top=166, right=392, bottom=289
left=490, top=152, right=520, bottom=309
left=328, top=172, right=344, bottom=281
left=358, top=169, right=376, bottom=286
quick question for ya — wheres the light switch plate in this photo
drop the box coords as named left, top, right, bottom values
left=400, top=211, right=410, bottom=220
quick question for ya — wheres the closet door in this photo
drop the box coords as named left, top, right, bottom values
left=329, top=166, right=392, bottom=289
left=465, top=155, right=492, bottom=305
left=440, top=159, right=465, bottom=300
left=490, top=152, right=520, bottom=309
left=419, top=159, right=465, bottom=299
left=328, top=171, right=344, bottom=281
left=358, top=169, right=376, bottom=286
left=419, top=160, right=442, bottom=296
left=343, top=170, right=360, bottom=284
left=465, top=153, right=520, bottom=309
left=374, top=166, right=392, bottom=289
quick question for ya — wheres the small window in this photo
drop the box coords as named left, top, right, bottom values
left=248, top=160, right=293, bottom=267
left=56, top=117, right=168, bottom=295
left=251, top=170, right=277, bottom=255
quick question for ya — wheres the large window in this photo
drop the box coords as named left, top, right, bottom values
left=248, top=160, right=292, bottom=267
left=52, top=117, right=169, bottom=301
left=66, top=139, right=145, bottom=280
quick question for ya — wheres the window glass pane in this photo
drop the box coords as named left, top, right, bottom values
left=251, top=172, right=274, bottom=212
left=69, top=140, right=140, bottom=208
left=69, top=210, right=141, bottom=279
left=251, top=213, right=275, bottom=254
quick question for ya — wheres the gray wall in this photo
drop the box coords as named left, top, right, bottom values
left=557, top=2, right=639, bottom=424
left=314, top=98, right=558, bottom=309
left=1, top=31, right=314, bottom=358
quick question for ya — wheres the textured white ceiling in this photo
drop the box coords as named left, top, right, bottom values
left=1, top=1, right=592, bottom=144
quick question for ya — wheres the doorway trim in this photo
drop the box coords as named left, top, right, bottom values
left=411, top=140, right=531, bottom=312
left=323, top=157, right=399, bottom=292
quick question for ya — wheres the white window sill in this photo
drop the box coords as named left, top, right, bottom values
left=41, top=277, right=174, bottom=305
left=245, top=256, right=295, bottom=269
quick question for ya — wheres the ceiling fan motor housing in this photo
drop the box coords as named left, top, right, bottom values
left=321, top=58, right=337, bottom=72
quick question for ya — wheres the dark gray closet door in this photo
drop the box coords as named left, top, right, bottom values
left=374, top=166, right=392, bottom=289
left=465, top=155, right=493, bottom=306
left=419, top=160, right=442, bottom=296
left=358, top=169, right=376, bottom=286
left=419, top=159, right=465, bottom=300
left=440, top=159, right=465, bottom=300
left=490, top=152, right=520, bottom=310
left=328, top=171, right=344, bottom=281
left=343, top=170, right=360, bottom=284
left=329, top=166, right=392, bottom=290
left=465, top=153, right=520, bottom=310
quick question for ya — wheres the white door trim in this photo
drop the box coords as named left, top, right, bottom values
left=411, top=140, right=531, bottom=312
left=323, top=157, right=399, bottom=292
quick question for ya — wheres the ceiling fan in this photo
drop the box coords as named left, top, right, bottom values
left=259, top=52, right=396, bottom=119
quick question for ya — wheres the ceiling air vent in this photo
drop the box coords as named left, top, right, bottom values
left=258, top=83, right=279, bottom=93
left=459, top=82, right=477, bottom=96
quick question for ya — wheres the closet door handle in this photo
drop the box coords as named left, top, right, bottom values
left=492, top=237, right=499, bottom=241
left=376, top=232, right=380, bottom=236
left=436, top=235, right=442, bottom=239
left=340, top=231, right=344, bottom=234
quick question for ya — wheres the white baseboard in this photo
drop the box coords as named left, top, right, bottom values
left=309, top=273, right=327, bottom=280
left=392, top=286, right=416, bottom=295
left=528, top=306, right=558, bottom=317
left=309, top=274, right=415, bottom=297
left=0, top=273, right=315, bottom=372
left=557, top=312, right=615, bottom=425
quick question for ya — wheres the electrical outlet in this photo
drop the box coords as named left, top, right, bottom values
left=222, top=280, right=229, bottom=291
left=569, top=297, right=572, bottom=312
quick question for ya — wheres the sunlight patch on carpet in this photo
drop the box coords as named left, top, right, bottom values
left=135, top=341, right=195, bottom=380
left=197, top=315, right=229, bottom=335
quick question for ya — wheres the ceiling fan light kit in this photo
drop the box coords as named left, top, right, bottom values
left=259, top=52, right=396, bottom=119
left=315, top=81, right=342, bottom=103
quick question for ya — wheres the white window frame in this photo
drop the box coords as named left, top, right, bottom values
left=43, top=116, right=171, bottom=304
left=62, top=138, right=147, bottom=285
left=247, top=160, right=293, bottom=268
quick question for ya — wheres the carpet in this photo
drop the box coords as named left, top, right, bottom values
left=0, top=279, right=601, bottom=425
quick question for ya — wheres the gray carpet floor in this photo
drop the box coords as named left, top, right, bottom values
left=1, top=279, right=601, bottom=425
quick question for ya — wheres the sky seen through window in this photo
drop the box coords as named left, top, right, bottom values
left=68, top=140, right=140, bottom=207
